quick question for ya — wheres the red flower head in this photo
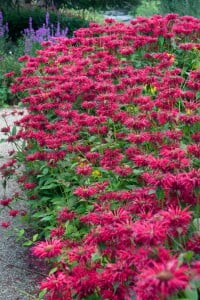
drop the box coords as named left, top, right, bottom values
left=9, top=209, right=19, bottom=217
left=1, top=221, right=11, bottom=228
left=24, top=182, right=36, bottom=189
left=0, top=198, right=12, bottom=206
left=32, top=239, right=63, bottom=258
left=135, top=259, right=189, bottom=299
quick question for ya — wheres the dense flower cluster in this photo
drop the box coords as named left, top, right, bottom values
left=1, top=14, right=200, bottom=299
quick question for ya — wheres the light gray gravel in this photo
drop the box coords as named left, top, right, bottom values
left=0, top=108, right=44, bottom=300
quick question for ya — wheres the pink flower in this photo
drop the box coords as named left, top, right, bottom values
left=9, top=209, right=19, bottom=217
left=73, top=186, right=97, bottom=198
left=24, top=182, right=36, bottom=189
left=4, top=71, right=15, bottom=78
left=186, top=233, right=200, bottom=253
left=40, top=271, right=71, bottom=297
left=1, top=221, right=11, bottom=228
left=135, top=259, right=189, bottom=299
left=57, top=208, right=76, bottom=222
left=32, top=239, right=63, bottom=258
left=50, top=226, right=65, bottom=238
left=1, top=126, right=10, bottom=133
left=160, top=206, right=192, bottom=236
left=0, top=198, right=12, bottom=206
left=75, top=165, right=92, bottom=176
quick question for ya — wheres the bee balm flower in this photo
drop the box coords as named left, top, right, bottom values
left=32, top=239, right=63, bottom=258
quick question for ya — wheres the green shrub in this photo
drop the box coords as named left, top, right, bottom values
left=159, top=0, right=200, bottom=17
left=133, top=0, right=160, bottom=17
left=61, top=7, right=104, bottom=23
left=0, top=37, right=25, bottom=106
left=1, top=7, right=89, bottom=41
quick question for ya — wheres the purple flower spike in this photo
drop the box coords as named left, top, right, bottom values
left=45, top=12, right=49, bottom=27
left=0, top=11, right=8, bottom=37
left=22, top=11, right=69, bottom=54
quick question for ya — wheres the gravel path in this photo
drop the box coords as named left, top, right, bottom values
left=0, top=108, right=44, bottom=300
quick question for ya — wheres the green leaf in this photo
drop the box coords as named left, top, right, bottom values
left=49, top=267, right=58, bottom=275
left=42, top=167, right=49, bottom=175
left=184, top=287, right=198, bottom=300
left=16, top=228, right=25, bottom=241
left=133, top=169, right=143, bottom=175
left=41, top=215, right=53, bottom=221
left=113, top=281, right=119, bottom=293
left=193, top=218, right=200, bottom=230
left=180, top=141, right=187, bottom=149
left=40, top=183, right=58, bottom=189
left=38, top=288, right=47, bottom=299
left=196, top=90, right=200, bottom=100
left=91, top=252, right=101, bottom=262
left=32, top=233, right=39, bottom=242
left=11, top=125, right=17, bottom=136
left=18, top=228, right=25, bottom=237
left=20, top=214, right=29, bottom=222
left=184, top=251, right=194, bottom=263
left=23, top=240, right=33, bottom=247
left=2, top=179, right=7, bottom=189
left=82, top=294, right=100, bottom=300
left=0, top=138, right=6, bottom=143
left=158, top=35, right=165, bottom=47
left=156, top=186, right=165, bottom=200
left=33, top=211, right=45, bottom=218
left=66, top=224, right=76, bottom=234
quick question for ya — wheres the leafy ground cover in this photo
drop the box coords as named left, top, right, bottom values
left=1, top=14, right=200, bottom=300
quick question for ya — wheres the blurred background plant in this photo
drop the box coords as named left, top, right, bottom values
left=133, top=0, right=200, bottom=17
left=133, top=0, right=159, bottom=17
left=159, top=0, right=200, bottom=17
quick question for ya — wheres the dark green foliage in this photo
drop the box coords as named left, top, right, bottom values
left=0, top=38, right=24, bottom=106
left=1, top=7, right=89, bottom=41
left=54, top=0, right=142, bottom=11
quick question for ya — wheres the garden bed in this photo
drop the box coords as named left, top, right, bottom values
left=1, top=14, right=200, bottom=300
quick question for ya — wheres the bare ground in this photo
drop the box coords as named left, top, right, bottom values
left=0, top=108, right=44, bottom=300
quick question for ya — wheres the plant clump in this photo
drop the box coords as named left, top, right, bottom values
left=1, top=14, right=200, bottom=300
